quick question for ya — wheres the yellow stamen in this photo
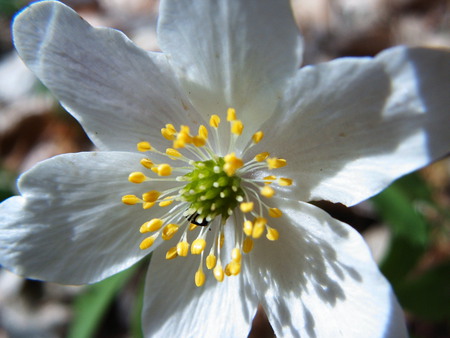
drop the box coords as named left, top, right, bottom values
left=218, top=233, right=225, bottom=248
left=252, top=217, right=267, bottom=238
left=157, top=164, right=172, bottom=176
left=231, top=120, right=244, bottom=135
left=139, top=235, right=157, bottom=250
left=242, top=237, right=254, bottom=253
left=261, top=185, right=275, bottom=198
left=278, top=177, right=293, bottom=186
left=193, top=136, right=207, bottom=147
left=166, top=148, right=182, bottom=158
left=140, top=158, right=154, bottom=169
left=263, top=175, right=277, bottom=182
left=142, top=190, right=161, bottom=202
left=161, top=126, right=176, bottom=140
left=266, top=227, right=279, bottom=241
left=159, top=196, right=174, bottom=207
left=213, top=263, right=225, bottom=282
left=227, top=261, right=241, bottom=276
left=195, top=267, right=206, bottom=287
left=198, top=125, right=208, bottom=139
left=267, top=157, right=287, bottom=169
left=177, top=241, right=190, bottom=256
left=121, top=195, right=140, bottom=205
left=268, top=207, right=283, bottom=218
left=240, top=202, right=254, bottom=213
left=129, top=172, right=146, bottom=184
left=243, top=220, right=253, bottom=237
left=206, top=254, right=217, bottom=269
left=139, top=222, right=150, bottom=233
left=143, top=202, right=155, bottom=209
left=231, top=248, right=242, bottom=262
left=137, top=141, right=152, bottom=152
left=255, top=152, right=270, bottom=162
left=252, top=131, right=264, bottom=144
left=210, top=114, right=220, bottom=128
left=162, top=224, right=179, bottom=240
left=166, top=123, right=176, bottom=133
left=189, top=223, right=198, bottom=231
left=147, top=218, right=164, bottom=232
left=166, top=247, right=178, bottom=260
left=227, top=108, right=237, bottom=121
left=191, top=238, right=207, bottom=255
left=223, top=152, right=244, bottom=176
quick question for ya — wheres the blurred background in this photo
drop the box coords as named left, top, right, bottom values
left=0, top=0, right=449, bottom=337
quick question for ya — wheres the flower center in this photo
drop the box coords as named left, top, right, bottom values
left=122, top=108, right=292, bottom=287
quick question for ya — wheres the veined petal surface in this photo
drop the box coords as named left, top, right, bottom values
left=248, top=199, right=407, bottom=338
left=0, top=152, right=174, bottom=284
left=142, top=225, right=258, bottom=338
left=260, top=46, right=450, bottom=206
left=12, top=1, right=199, bottom=152
left=158, top=0, right=303, bottom=140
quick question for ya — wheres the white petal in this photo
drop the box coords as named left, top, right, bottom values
left=141, top=226, right=258, bottom=337
left=158, top=0, right=303, bottom=140
left=248, top=199, right=407, bottom=337
left=260, top=46, right=450, bottom=206
left=13, top=1, right=199, bottom=152
left=0, top=152, right=175, bottom=284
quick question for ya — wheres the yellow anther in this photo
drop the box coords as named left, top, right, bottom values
left=191, top=238, right=207, bottom=255
left=231, top=248, right=242, bottom=262
left=142, top=190, right=161, bottom=202
left=173, top=138, right=186, bottom=149
left=223, top=152, right=244, bottom=176
left=140, top=158, right=154, bottom=169
left=195, top=268, right=206, bottom=287
left=267, top=157, right=287, bottom=169
left=161, top=127, right=176, bottom=141
left=166, top=123, right=176, bottom=133
left=206, top=254, right=217, bottom=269
left=139, top=222, right=150, bottom=234
left=218, top=233, right=225, bottom=248
left=278, top=177, right=293, bottom=186
left=227, top=261, right=241, bottom=276
left=213, top=263, right=225, bottom=282
left=263, top=175, right=277, bottom=182
left=139, top=235, right=157, bottom=250
left=166, top=148, right=182, bottom=158
left=242, top=237, right=254, bottom=253
left=231, top=120, right=244, bottom=135
left=268, top=207, right=283, bottom=218
left=177, top=241, right=190, bottom=256
left=198, top=125, right=208, bottom=139
left=193, top=136, right=207, bottom=147
left=252, top=131, right=264, bottom=144
left=255, top=152, right=270, bottom=162
left=266, top=227, right=280, bottom=241
left=252, top=217, right=267, bottom=239
left=159, top=197, right=174, bottom=207
left=243, top=220, right=253, bottom=237
left=240, top=202, right=254, bottom=213
left=121, top=195, right=140, bottom=205
left=162, top=224, right=179, bottom=240
left=180, top=125, right=191, bottom=134
left=210, top=114, right=220, bottom=128
left=129, top=172, right=146, bottom=183
left=157, top=164, right=172, bottom=176
left=166, top=247, right=178, bottom=260
left=147, top=218, right=164, bottom=232
left=189, top=223, right=198, bottom=231
left=261, top=185, right=275, bottom=198
left=227, top=108, right=237, bottom=121
left=143, top=202, right=155, bottom=209
left=137, top=141, right=152, bottom=152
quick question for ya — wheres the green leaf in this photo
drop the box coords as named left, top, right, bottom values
left=396, top=261, right=450, bottom=320
left=68, top=264, right=139, bottom=338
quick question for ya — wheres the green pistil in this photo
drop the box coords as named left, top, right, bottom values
left=181, top=157, right=244, bottom=221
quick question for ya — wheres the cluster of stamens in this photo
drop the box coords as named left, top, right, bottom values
left=122, top=108, right=292, bottom=287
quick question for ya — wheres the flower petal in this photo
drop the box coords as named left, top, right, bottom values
left=248, top=199, right=407, bottom=337
left=13, top=1, right=199, bottom=152
left=158, top=0, right=303, bottom=137
left=260, top=46, right=450, bottom=206
left=141, top=225, right=258, bottom=337
left=0, top=152, right=174, bottom=284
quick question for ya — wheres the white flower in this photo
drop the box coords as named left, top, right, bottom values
left=1, top=0, right=449, bottom=337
